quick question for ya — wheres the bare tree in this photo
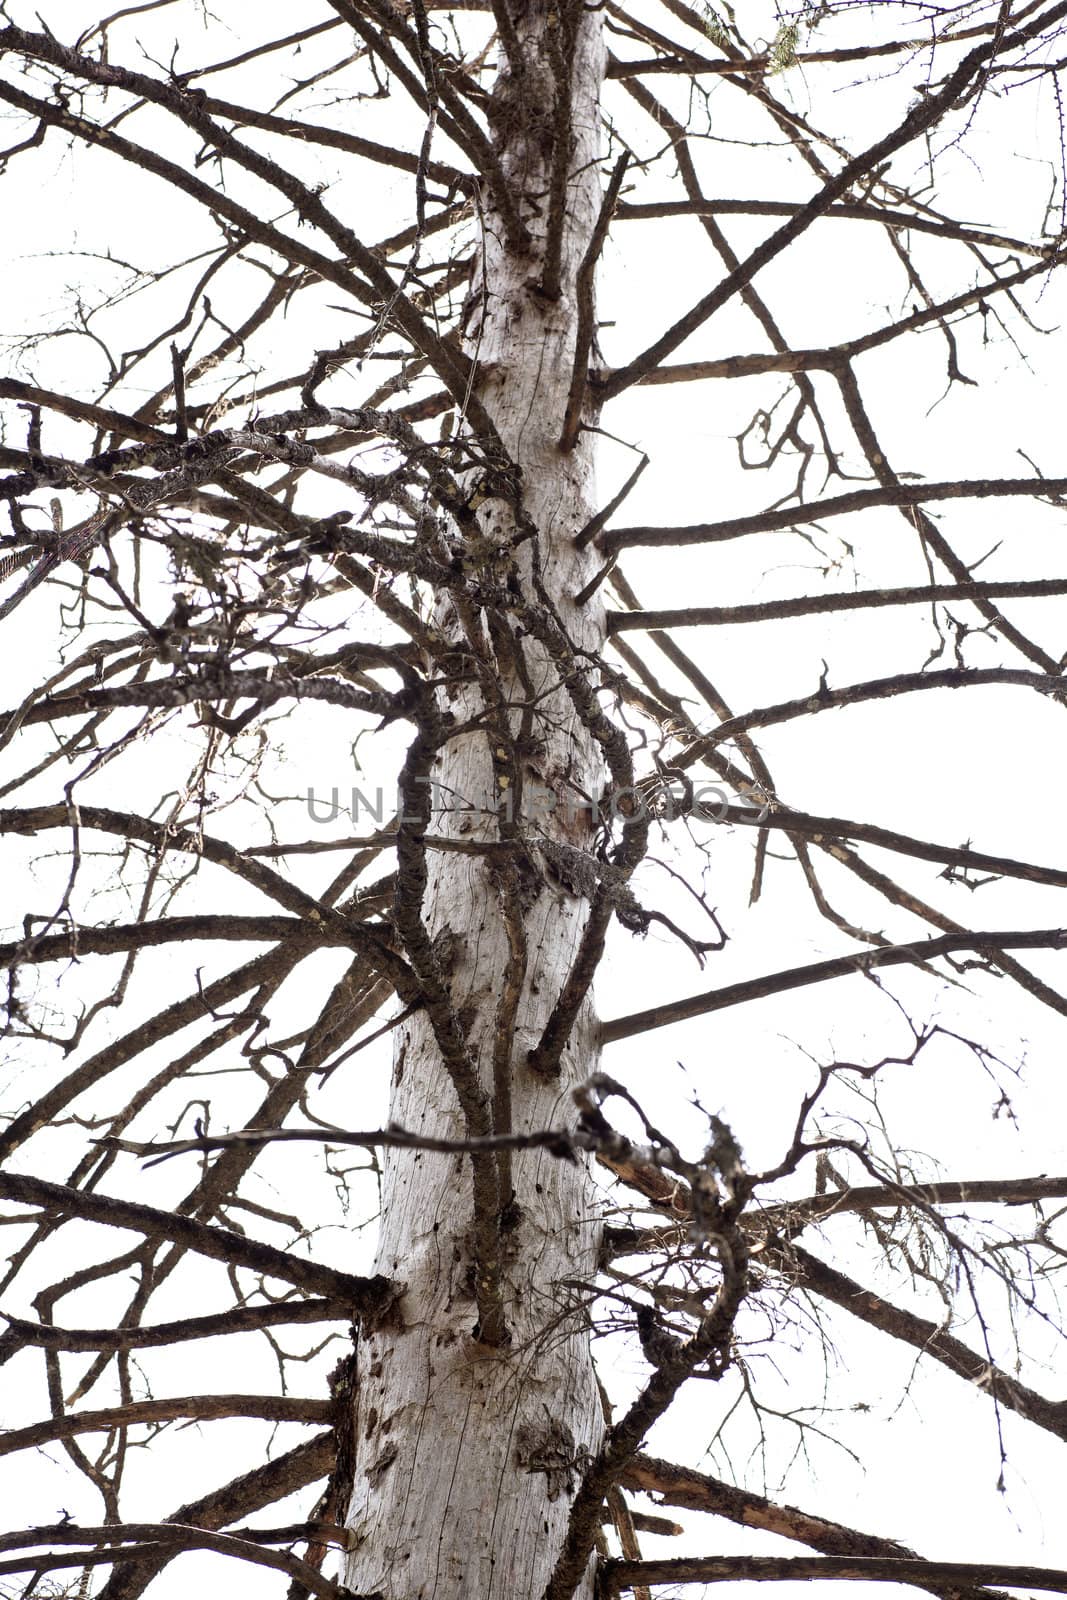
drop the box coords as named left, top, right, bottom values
left=2, top=2, right=1067, bottom=1598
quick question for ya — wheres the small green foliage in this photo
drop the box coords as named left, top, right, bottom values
left=769, top=20, right=800, bottom=73
left=701, top=4, right=729, bottom=50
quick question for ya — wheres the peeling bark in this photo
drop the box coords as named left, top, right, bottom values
left=343, top=8, right=611, bottom=1598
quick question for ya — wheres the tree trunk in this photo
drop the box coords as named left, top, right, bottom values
left=344, top=8, right=610, bottom=1598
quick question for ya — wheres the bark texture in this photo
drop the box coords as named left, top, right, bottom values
left=344, top=9, right=609, bottom=1598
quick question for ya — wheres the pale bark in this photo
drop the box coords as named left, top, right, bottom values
left=344, top=9, right=610, bottom=1598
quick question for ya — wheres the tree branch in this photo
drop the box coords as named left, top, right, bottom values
left=0, top=1171, right=397, bottom=1310
left=602, top=1555, right=1067, bottom=1596
left=601, top=930, right=1067, bottom=1043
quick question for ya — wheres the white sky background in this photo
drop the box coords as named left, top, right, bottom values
left=1, top=0, right=1067, bottom=1596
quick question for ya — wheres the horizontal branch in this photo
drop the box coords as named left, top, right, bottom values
left=0, top=915, right=329, bottom=968
left=0, top=1394, right=331, bottom=1458
left=3, top=665, right=407, bottom=730
left=603, top=1555, right=1067, bottom=1595
left=601, top=929, right=1067, bottom=1042
left=1, top=1299, right=348, bottom=1353
left=0, top=1171, right=396, bottom=1310
left=605, top=1172, right=1067, bottom=1258
left=106, top=1122, right=587, bottom=1165
left=598, top=478, right=1067, bottom=553
left=107, top=1106, right=701, bottom=1186
left=615, top=198, right=1053, bottom=259
left=606, top=579, right=1067, bottom=630
left=0, top=1521, right=345, bottom=1555
left=757, top=1175, right=1067, bottom=1233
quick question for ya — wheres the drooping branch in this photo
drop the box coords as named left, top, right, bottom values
left=708, top=801, right=1067, bottom=893
left=619, top=1455, right=1016, bottom=1600
left=0, top=1171, right=397, bottom=1311
left=0, top=805, right=386, bottom=920
left=781, top=1241, right=1067, bottom=1443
